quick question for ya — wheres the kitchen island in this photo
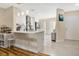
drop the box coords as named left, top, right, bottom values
left=13, top=30, right=44, bottom=53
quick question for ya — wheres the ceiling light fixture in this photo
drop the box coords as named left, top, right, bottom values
left=21, top=11, right=24, bottom=16
left=26, top=10, right=29, bottom=15
left=17, top=12, right=20, bottom=16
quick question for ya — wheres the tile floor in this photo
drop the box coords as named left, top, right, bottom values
left=43, top=39, right=79, bottom=56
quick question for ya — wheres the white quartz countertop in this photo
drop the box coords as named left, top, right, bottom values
left=13, top=30, right=44, bottom=34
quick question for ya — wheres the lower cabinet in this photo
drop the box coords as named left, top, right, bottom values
left=14, top=31, right=44, bottom=53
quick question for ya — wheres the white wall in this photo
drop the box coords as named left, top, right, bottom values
left=64, top=10, right=79, bottom=40
left=0, top=6, right=14, bottom=31
left=0, top=8, right=5, bottom=26
left=4, top=6, right=14, bottom=29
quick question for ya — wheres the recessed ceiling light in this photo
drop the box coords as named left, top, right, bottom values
left=21, top=11, right=24, bottom=16
left=26, top=10, right=29, bottom=15
left=17, top=12, right=20, bottom=16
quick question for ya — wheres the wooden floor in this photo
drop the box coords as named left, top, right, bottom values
left=0, top=47, right=49, bottom=56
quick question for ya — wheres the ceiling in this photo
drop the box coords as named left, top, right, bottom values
left=0, top=3, right=79, bottom=19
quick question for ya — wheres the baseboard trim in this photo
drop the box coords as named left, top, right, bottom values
left=65, top=39, right=79, bottom=41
